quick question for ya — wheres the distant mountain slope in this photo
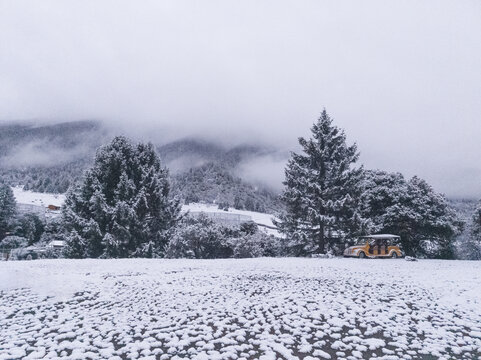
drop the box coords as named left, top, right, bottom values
left=0, top=120, right=107, bottom=166
left=172, top=163, right=283, bottom=213
left=157, top=138, right=278, bottom=173
left=0, top=120, right=285, bottom=213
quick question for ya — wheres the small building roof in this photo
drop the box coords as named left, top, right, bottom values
left=48, top=240, right=65, bottom=247
left=360, top=234, right=400, bottom=239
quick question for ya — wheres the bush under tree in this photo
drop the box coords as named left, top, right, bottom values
left=229, top=231, right=283, bottom=258
left=165, top=213, right=232, bottom=259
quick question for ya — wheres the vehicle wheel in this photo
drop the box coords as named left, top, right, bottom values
left=391, top=252, right=398, bottom=259
left=26, top=254, right=33, bottom=261
left=359, top=252, right=366, bottom=259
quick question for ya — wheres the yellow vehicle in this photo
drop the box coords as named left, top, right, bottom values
left=343, top=234, right=402, bottom=259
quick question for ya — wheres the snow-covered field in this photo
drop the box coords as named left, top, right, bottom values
left=12, top=187, right=65, bottom=208
left=1, top=259, right=480, bottom=360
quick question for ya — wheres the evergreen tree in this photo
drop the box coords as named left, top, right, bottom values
left=63, top=230, right=86, bottom=259
left=244, top=197, right=255, bottom=211
left=471, top=201, right=481, bottom=238
left=276, top=109, right=366, bottom=255
left=0, top=183, right=16, bottom=239
left=40, top=218, right=64, bottom=244
left=464, top=201, right=481, bottom=259
left=14, top=213, right=45, bottom=245
left=361, top=170, right=463, bottom=258
left=62, top=136, right=181, bottom=258
left=233, top=195, right=243, bottom=210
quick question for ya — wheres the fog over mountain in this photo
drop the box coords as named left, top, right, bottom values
left=1, top=1, right=481, bottom=197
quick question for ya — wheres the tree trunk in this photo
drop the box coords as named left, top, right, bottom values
left=318, top=223, right=325, bottom=254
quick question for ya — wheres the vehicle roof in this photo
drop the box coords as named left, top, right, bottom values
left=359, top=234, right=400, bottom=239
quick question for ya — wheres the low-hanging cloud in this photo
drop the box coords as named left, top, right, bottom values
left=236, top=154, right=289, bottom=192
left=1, top=140, right=93, bottom=168
left=0, top=0, right=480, bottom=197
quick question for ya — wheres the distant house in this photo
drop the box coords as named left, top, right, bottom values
left=47, top=240, right=65, bottom=250
left=188, top=211, right=252, bottom=226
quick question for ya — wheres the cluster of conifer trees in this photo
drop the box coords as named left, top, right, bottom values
left=1, top=110, right=480, bottom=259
left=276, top=110, right=464, bottom=258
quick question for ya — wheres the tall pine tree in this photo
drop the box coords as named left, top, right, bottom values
left=62, top=136, right=181, bottom=258
left=276, top=109, right=366, bottom=255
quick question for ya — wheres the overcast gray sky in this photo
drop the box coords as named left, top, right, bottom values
left=1, top=0, right=480, bottom=198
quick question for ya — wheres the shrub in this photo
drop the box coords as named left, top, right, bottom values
left=165, top=213, right=232, bottom=259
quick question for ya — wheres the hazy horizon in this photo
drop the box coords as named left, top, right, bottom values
left=1, top=0, right=480, bottom=198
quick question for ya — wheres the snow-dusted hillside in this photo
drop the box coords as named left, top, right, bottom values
left=1, top=258, right=480, bottom=359
left=11, top=186, right=280, bottom=235
left=184, top=203, right=280, bottom=236
left=12, top=186, right=65, bottom=208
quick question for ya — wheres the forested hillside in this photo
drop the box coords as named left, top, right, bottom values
left=0, top=120, right=284, bottom=213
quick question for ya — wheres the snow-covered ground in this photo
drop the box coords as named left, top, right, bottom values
left=1, top=258, right=480, bottom=360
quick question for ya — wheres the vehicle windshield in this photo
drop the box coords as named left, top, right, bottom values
left=355, top=239, right=368, bottom=245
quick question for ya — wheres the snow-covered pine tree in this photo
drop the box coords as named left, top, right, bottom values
left=233, top=195, right=243, bottom=210
left=471, top=201, right=481, bottom=238
left=276, top=109, right=366, bottom=255
left=14, top=213, right=44, bottom=245
left=360, top=170, right=463, bottom=258
left=63, top=230, right=86, bottom=259
left=0, top=183, right=16, bottom=239
left=62, top=136, right=181, bottom=258
left=465, top=201, right=481, bottom=259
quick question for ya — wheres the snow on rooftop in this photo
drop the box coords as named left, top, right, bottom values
left=360, top=234, right=400, bottom=239
left=183, top=203, right=280, bottom=236
left=183, top=203, right=277, bottom=227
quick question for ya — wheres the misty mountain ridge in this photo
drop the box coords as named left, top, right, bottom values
left=0, top=120, right=286, bottom=212
left=0, top=120, right=108, bottom=168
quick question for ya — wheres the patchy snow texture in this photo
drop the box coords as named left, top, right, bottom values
left=1, top=258, right=480, bottom=359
